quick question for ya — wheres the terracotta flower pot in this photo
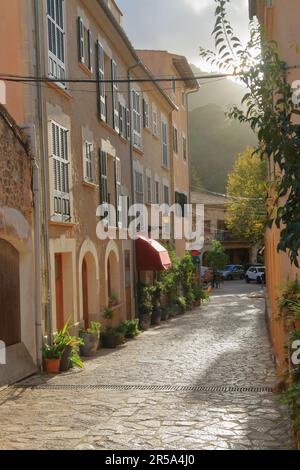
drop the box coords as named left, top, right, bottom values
left=44, top=358, right=61, bottom=374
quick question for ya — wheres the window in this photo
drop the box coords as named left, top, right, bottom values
left=132, top=89, right=142, bottom=148
left=99, top=150, right=108, bottom=204
left=111, top=61, right=119, bottom=133
left=78, top=17, right=93, bottom=72
left=146, top=174, right=152, bottom=203
left=182, top=135, right=187, bottom=161
left=126, top=108, right=131, bottom=140
left=51, top=121, right=70, bottom=221
left=119, top=104, right=128, bottom=139
left=173, top=126, right=178, bottom=154
left=135, top=171, right=144, bottom=204
left=175, top=192, right=188, bottom=217
left=84, top=142, right=93, bottom=182
left=162, top=120, right=169, bottom=167
left=152, top=105, right=158, bottom=136
left=47, top=0, right=65, bottom=82
left=143, top=98, right=149, bottom=128
left=96, top=41, right=106, bottom=121
left=155, top=180, right=160, bottom=204
left=163, top=184, right=170, bottom=205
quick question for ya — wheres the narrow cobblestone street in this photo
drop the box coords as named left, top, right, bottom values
left=0, top=282, right=293, bottom=450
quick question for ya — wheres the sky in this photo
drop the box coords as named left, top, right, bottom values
left=117, top=0, right=250, bottom=71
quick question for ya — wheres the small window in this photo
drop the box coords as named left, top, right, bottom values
left=135, top=171, right=144, bottom=204
left=143, top=98, right=149, bottom=129
left=99, top=150, right=108, bottom=204
left=146, top=175, right=152, bottom=203
left=112, top=60, right=119, bottom=133
left=152, top=107, right=158, bottom=136
left=173, top=126, right=178, bottom=154
left=78, top=17, right=93, bottom=72
left=47, top=0, right=66, bottom=82
left=162, top=120, right=169, bottom=167
left=155, top=180, right=160, bottom=204
left=163, top=184, right=170, bottom=205
left=132, top=89, right=142, bottom=148
left=84, top=141, right=93, bottom=182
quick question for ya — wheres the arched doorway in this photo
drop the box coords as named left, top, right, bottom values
left=81, top=252, right=98, bottom=329
left=0, top=239, right=21, bottom=346
left=107, top=250, right=120, bottom=303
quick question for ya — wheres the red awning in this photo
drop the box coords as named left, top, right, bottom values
left=136, top=235, right=172, bottom=271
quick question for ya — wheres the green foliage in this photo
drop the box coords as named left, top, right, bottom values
left=160, top=247, right=181, bottom=300
left=86, top=321, right=101, bottom=335
left=225, top=147, right=267, bottom=243
left=206, top=240, right=228, bottom=270
left=137, top=283, right=153, bottom=316
left=177, top=296, right=187, bottom=313
left=200, top=0, right=300, bottom=266
left=180, top=252, right=196, bottom=300
left=193, top=280, right=208, bottom=302
left=54, top=321, right=84, bottom=369
left=103, top=308, right=113, bottom=321
left=120, top=320, right=141, bottom=338
left=42, top=344, right=61, bottom=360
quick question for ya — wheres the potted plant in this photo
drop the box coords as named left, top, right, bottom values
left=138, top=284, right=153, bottom=331
left=108, top=293, right=118, bottom=308
left=160, top=307, right=170, bottom=322
left=151, top=281, right=163, bottom=326
left=42, top=344, right=61, bottom=374
left=177, top=296, right=187, bottom=314
left=101, top=308, right=118, bottom=348
left=54, top=321, right=84, bottom=371
left=79, top=321, right=101, bottom=357
left=119, top=319, right=140, bottom=339
left=279, top=279, right=300, bottom=330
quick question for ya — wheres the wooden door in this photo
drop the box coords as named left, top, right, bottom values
left=55, top=254, right=64, bottom=331
left=0, top=239, right=21, bottom=346
left=124, top=251, right=132, bottom=320
left=82, top=258, right=89, bottom=329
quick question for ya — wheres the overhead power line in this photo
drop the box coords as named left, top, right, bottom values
left=0, top=72, right=234, bottom=85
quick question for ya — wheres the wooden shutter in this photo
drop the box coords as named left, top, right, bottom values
left=96, top=41, right=106, bottom=121
left=78, top=17, right=84, bottom=63
left=115, top=157, right=121, bottom=225
left=99, top=150, right=108, bottom=204
left=126, top=108, right=130, bottom=140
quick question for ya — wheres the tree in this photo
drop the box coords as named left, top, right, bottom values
left=206, top=240, right=228, bottom=270
left=225, top=147, right=267, bottom=244
left=199, top=0, right=300, bottom=266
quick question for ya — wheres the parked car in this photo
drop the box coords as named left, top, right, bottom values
left=244, top=263, right=263, bottom=273
left=221, top=265, right=245, bottom=281
left=245, top=266, right=266, bottom=284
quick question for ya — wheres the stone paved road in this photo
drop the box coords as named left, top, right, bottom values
left=0, top=282, right=293, bottom=450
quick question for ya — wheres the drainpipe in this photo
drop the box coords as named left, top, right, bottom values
left=127, top=59, right=141, bottom=318
left=34, top=0, right=52, bottom=344
left=32, top=158, right=43, bottom=368
left=186, top=87, right=199, bottom=205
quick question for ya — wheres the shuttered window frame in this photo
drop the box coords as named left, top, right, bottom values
left=49, top=120, right=71, bottom=223
left=47, top=0, right=66, bottom=83
left=96, top=41, right=106, bottom=122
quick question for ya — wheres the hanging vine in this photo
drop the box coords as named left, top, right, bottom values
left=200, top=0, right=300, bottom=267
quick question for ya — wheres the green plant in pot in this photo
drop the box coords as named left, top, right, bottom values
left=119, top=319, right=140, bottom=339
left=42, top=344, right=62, bottom=374
left=279, top=279, right=300, bottom=330
left=138, top=284, right=153, bottom=331
left=150, top=281, right=164, bottom=326
left=54, top=321, right=84, bottom=371
left=79, top=321, right=101, bottom=357
left=101, top=308, right=118, bottom=349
